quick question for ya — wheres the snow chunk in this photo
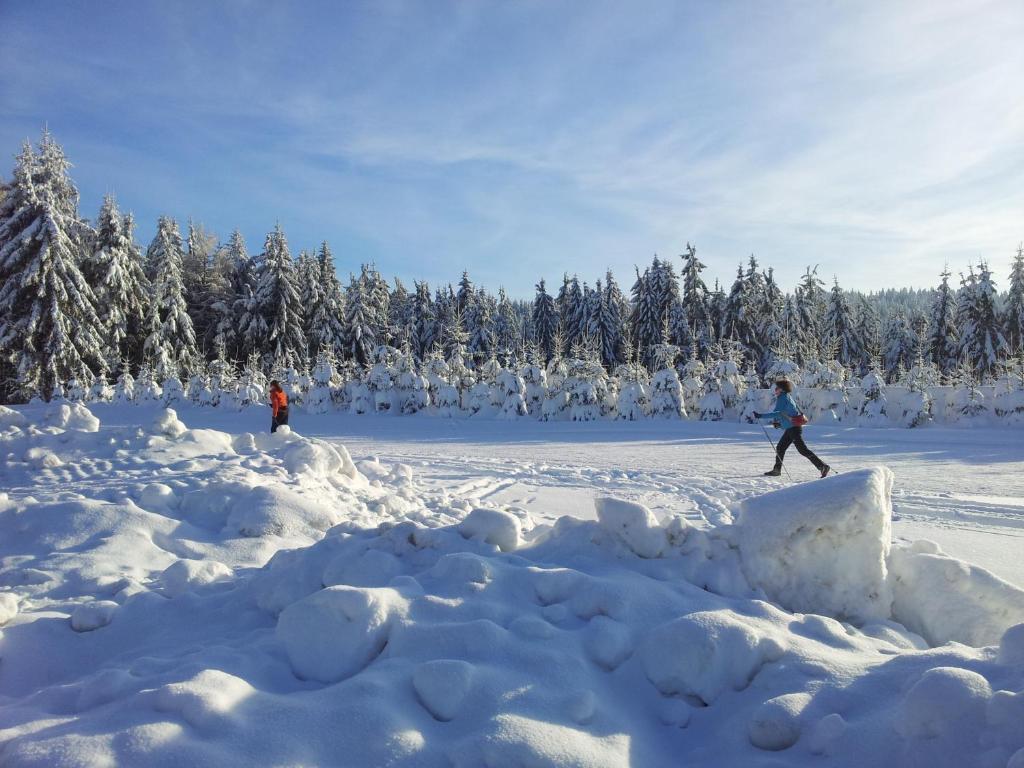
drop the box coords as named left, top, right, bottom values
left=736, top=467, right=894, bottom=623
left=0, top=592, right=18, bottom=625
left=583, top=615, right=633, bottom=670
left=413, top=659, right=475, bottom=721
left=749, top=692, right=810, bottom=751
left=1000, top=623, right=1024, bottom=666
left=453, top=714, right=631, bottom=768
left=70, top=600, right=118, bottom=632
left=459, top=508, right=521, bottom=552
left=139, top=482, right=178, bottom=511
left=808, top=713, right=846, bottom=756
left=276, top=585, right=408, bottom=683
left=151, top=407, right=187, bottom=438
left=888, top=546, right=1024, bottom=647
left=640, top=610, right=785, bottom=703
left=160, top=559, right=232, bottom=597
left=594, top=496, right=666, bottom=558
left=279, top=438, right=360, bottom=480
left=0, top=406, right=28, bottom=431
left=898, top=667, right=992, bottom=745
left=155, top=669, right=255, bottom=730
left=44, top=402, right=100, bottom=432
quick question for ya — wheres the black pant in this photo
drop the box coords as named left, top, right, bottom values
left=271, top=408, right=289, bottom=433
left=774, top=426, right=824, bottom=470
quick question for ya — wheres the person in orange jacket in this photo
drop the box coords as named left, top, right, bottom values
left=269, top=380, right=289, bottom=433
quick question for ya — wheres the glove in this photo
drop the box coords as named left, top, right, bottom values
left=772, top=421, right=781, bottom=429
left=752, top=411, right=761, bottom=418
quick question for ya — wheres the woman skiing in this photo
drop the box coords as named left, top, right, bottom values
left=269, top=380, right=289, bottom=433
left=753, top=379, right=830, bottom=478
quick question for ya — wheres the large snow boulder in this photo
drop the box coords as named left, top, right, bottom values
left=276, top=585, right=409, bottom=683
left=736, top=467, right=894, bottom=623
left=888, top=541, right=1024, bottom=647
left=594, top=497, right=666, bottom=558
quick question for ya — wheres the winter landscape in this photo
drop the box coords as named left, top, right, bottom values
left=2, top=2, right=1024, bottom=767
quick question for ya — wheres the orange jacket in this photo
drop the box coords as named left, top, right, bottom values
left=270, top=388, right=288, bottom=417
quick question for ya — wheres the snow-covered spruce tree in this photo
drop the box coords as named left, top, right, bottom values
left=858, top=361, right=888, bottom=426
left=88, top=370, right=113, bottom=403
left=387, top=278, right=413, bottom=352
left=113, top=358, right=136, bottom=403
left=183, top=219, right=218, bottom=347
left=86, top=195, right=150, bottom=369
left=296, top=249, right=323, bottom=355
left=253, top=224, right=304, bottom=369
left=1005, top=245, right=1024, bottom=355
left=237, top=352, right=266, bottom=408
left=564, top=351, right=604, bottom=422
left=144, top=216, right=198, bottom=378
left=881, top=311, right=918, bottom=383
left=737, top=364, right=768, bottom=423
left=650, top=342, right=685, bottom=419
left=898, top=352, right=935, bottom=428
left=710, top=341, right=745, bottom=411
left=951, top=357, right=989, bottom=424
left=598, top=272, right=627, bottom=370
left=466, top=287, right=494, bottom=363
left=520, top=358, right=547, bottom=416
left=344, top=265, right=389, bottom=366
left=305, top=347, right=336, bottom=414
left=680, top=242, right=713, bottom=359
left=956, top=263, right=1007, bottom=382
left=206, top=342, right=237, bottom=407
left=367, top=346, right=398, bottom=413
left=824, top=279, right=864, bottom=372
left=411, top=282, right=436, bottom=362
left=678, top=348, right=705, bottom=414
left=531, top=279, right=559, bottom=363
left=540, top=351, right=570, bottom=421
left=65, top=376, right=87, bottom=402
left=926, top=267, right=959, bottom=376
left=698, top=373, right=726, bottom=421
left=135, top=362, right=162, bottom=403
left=394, top=350, right=429, bottom=415
left=496, top=367, right=528, bottom=419
left=614, top=360, right=650, bottom=420
left=630, top=265, right=660, bottom=370
left=0, top=133, right=105, bottom=401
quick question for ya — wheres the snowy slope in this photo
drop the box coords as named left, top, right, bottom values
left=1, top=403, right=1022, bottom=767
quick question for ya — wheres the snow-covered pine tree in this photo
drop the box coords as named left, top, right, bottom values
left=1004, top=245, right=1024, bottom=355
left=854, top=296, right=880, bottom=373
left=410, top=281, right=436, bottom=362
left=531, top=279, right=559, bottom=363
left=296, top=249, right=323, bottom=355
left=650, top=342, right=686, bottom=419
left=144, top=216, right=198, bottom=378
left=183, top=220, right=217, bottom=347
left=823, top=278, right=864, bottom=372
left=757, top=267, right=784, bottom=372
left=680, top=242, right=712, bottom=358
left=466, top=286, right=494, bottom=362
left=0, top=133, right=105, bottom=401
left=253, top=224, right=304, bottom=368
left=456, top=271, right=475, bottom=319
left=493, top=287, right=521, bottom=360
left=793, top=265, right=826, bottom=365
left=388, top=278, right=413, bottom=351
left=956, top=262, right=1008, bottom=382
left=304, top=242, right=346, bottom=361
left=630, top=266, right=660, bottom=370
left=881, top=311, right=918, bottom=383
left=925, top=267, right=958, bottom=376
left=87, top=195, right=150, bottom=369
left=208, top=229, right=249, bottom=358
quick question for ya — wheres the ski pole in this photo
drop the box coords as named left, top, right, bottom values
left=760, top=423, right=794, bottom=482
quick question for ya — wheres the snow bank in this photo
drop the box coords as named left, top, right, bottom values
left=888, top=540, right=1024, bottom=646
left=736, top=467, right=894, bottom=623
left=594, top=497, right=667, bottom=558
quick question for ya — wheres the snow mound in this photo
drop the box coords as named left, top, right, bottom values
left=736, top=466, right=894, bottom=623
left=888, top=542, right=1024, bottom=646
left=43, top=402, right=100, bottom=432
left=640, top=610, right=785, bottom=704
left=160, top=559, right=233, bottom=597
left=150, top=407, right=187, bottom=437
left=459, top=508, right=521, bottom=552
left=594, top=496, right=666, bottom=558
left=276, top=585, right=409, bottom=683
left=70, top=600, right=118, bottom=631
left=0, top=405, right=29, bottom=431
left=748, top=692, right=811, bottom=751
left=413, top=659, right=475, bottom=721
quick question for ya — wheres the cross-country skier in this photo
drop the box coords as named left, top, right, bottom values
left=269, top=380, right=289, bottom=433
left=753, top=379, right=830, bottom=478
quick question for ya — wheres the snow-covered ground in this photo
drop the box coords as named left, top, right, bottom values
left=1, top=402, right=1023, bottom=767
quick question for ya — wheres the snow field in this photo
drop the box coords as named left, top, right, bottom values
left=0, top=403, right=1023, bottom=766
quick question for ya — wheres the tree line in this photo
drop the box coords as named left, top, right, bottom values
left=1, top=131, right=1022, bottom=403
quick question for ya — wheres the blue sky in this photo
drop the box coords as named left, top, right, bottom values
left=1, top=0, right=1022, bottom=298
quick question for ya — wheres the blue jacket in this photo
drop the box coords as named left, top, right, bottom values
left=759, top=392, right=801, bottom=428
